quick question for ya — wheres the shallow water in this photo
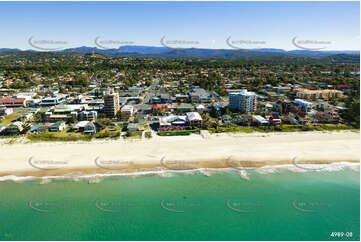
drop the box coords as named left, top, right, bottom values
left=0, top=167, right=359, bottom=241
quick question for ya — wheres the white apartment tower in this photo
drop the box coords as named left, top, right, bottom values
left=104, top=88, right=120, bottom=118
left=229, top=89, right=257, bottom=113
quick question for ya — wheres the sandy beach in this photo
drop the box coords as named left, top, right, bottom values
left=0, top=131, right=359, bottom=177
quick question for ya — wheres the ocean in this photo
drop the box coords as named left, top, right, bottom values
left=0, top=166, right=359, bottom=241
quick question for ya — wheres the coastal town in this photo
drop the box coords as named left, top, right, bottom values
left=0, top=1, right=359, bottom=242
left=0, top=52, right=359, bottom=141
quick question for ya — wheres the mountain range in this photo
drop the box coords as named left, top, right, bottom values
left=0, top=46, right=359, bottom=62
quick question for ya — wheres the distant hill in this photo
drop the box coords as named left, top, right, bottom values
left=0, top=48, right=21, bottom=52
left=0, top=46, right=359, bottom=62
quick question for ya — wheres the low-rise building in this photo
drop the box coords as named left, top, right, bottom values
left=175, top=94, right=189, bottom=103
left=0, top=107, right=13, bottom=116
left=73, top=121, right=96, bottom=134
left=314, top=110, right=341, bottom=124
left=0, top=98, right=26, bottom=107
left=294, top=99, right=313, bottom=112
left=48, top=121, right=66, bottom=132
left=79, top=111, right=97, bottom=121
left=159, top=115, right=188, bottom=128
left=127, top=123, right=140, bottom=132
left=152, top=104, right=168, bottom=115
left=176, top=103, right=194, bottom=113
left=295, top=87, right=343, bottom=100
left=196, top=104, right=205, bottom=112
left=186, top=112, right=202, bottom=126
left=274, top=86, right=292, bottom=93
left=120, top=105, right=134, bottom=115
left=44, top=104, right=85, bottom=122
left=188, top=87, right=212, bottom=103
left=30, top=123, right=53, bottom=133
left=4, top=121, right=23, bottom=135
left=252, top=115, right=269, bottom=125
left=40, top=94, right=67, bottom=106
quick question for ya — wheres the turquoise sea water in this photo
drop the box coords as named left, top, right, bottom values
left=0, top=169, right=359, bottom=241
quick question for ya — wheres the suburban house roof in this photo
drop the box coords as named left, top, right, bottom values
left=159, top=115, right=187, bottom=126
left=0, top=98, right=25, bottom=104
left=186, top=112, right=202, bottom=121
left=50, top=121, right=65, bottom=128
left=177, top=103, right=193, bottom=109
left=152, top=104, right=168, bottom=109
left=121, top=105, right=134, bottom=112
left=73, top=121, right=91, bottom=129
left=196, top=104, right=205, bottom=110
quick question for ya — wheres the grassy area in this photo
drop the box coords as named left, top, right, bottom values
left=125, top=131, right=142, bottom=139
left=0, top=112, right=24, bottom=126
left=158, top=130, right=191, bottom=136
left=27, top=131, right=93, bottom=142
left=208, top=124, right=359, bottom=134
left=93, top=128, right=121, bottom=139
left=310, top=124, right=359, bottom=132
left=144, top=131, right=152, bottom=139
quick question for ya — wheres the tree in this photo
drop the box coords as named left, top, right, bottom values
left=21, top=121, right=31, bottom=134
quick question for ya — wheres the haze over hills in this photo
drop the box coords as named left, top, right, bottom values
left=0, top=46, right=359, bottom=62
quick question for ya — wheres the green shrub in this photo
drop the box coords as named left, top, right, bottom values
left=27, top=132, right=92, bottom=142
left=158, top=130, right=191, bottom=136
left=145, top=131, right=152, bottom=139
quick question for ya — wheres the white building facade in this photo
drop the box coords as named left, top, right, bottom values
left=229, top=90, right=257, bottom=113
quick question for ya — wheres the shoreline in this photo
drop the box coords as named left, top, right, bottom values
left=0, top=162, right=359, bottom=182
left=0, top=130, right=359, bottom=178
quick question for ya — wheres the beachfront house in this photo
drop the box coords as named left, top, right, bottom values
left=0, top=125, right=5, bottom=134
left=72, top=121, right=97, bottom=134
left=186, top=112, right=202, bottom=127
left=30, top=123, right=52, bottom=133
left=4, top=121, right=23, bottom=135
left=44, top=104, right=85, bottom=122
left=294, top=99, right=313, bottom=112
left=159, top=115, right=188, bottom=128
left=252, top=115, right=269, bottom=125
left=48, top=121, right=67, bottom=132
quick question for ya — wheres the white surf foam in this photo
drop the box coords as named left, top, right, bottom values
left=0, top=162, right=358, bottom=182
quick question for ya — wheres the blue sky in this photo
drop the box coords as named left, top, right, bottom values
left=0, top=1, right=359, bottom=50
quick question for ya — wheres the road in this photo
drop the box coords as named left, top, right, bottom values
left=133, top=78, right=159, bottom=124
